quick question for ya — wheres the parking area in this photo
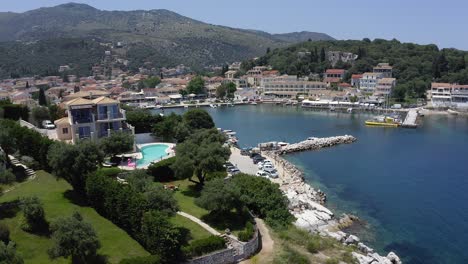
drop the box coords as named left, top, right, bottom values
left=228, top=147, right=279, bottom=179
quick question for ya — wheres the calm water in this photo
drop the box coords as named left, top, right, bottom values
left=156, top=105, right=468, bottom=264
left=136, top=144, right=169, bottom=167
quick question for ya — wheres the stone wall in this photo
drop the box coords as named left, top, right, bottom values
left=134, top=133, right=155, bottom=144
left=187, top=248, right=237, bottom=264
left=186, top=223, right=260, bottom=264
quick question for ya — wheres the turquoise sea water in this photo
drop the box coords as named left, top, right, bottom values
left=156, top=105, right=468, bottom=263
left=136, top=144, right=169, bottom=167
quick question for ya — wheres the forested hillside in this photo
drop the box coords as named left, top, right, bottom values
left=248, top=39, right=468, bottom=99
left=0, top=38, right=106, bottom=78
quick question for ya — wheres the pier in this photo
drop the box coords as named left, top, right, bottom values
left=402, top=109, right=419, bottom=128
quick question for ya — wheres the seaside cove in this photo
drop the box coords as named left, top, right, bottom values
left=155, top=105, right=468, bottom=264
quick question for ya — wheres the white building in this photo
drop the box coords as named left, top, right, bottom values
left=373, top=63, right=393, bottom=78
left=430, top=83, right=468, bottom=108
left=359, top=72, right=383, bottom=93
left=375, top=78, right=396, bottom=96
left=261, top=75, right=327, bottom=98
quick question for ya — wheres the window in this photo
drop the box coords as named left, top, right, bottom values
left=62, top=128, right=68, bottom=134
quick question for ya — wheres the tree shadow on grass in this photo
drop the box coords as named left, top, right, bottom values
left=181, top=184, right=203, bottom=198
left=25, top=220, right=51, bottom=237
left=201, top=209, right=251, bottom=233
left=63, top=190, right=89, bottom=207
left=71, top=254, right=108, bottom=264
left=0, top=200, right=20, bottom=219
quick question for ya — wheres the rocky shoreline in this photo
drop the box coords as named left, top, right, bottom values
left=262, top=135, right=402, bottom=264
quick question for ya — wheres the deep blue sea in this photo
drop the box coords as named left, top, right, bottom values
left=156, top=105, right=468, bottom=264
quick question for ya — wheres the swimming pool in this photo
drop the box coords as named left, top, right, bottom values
left=136, top=144, right=171, bottom=167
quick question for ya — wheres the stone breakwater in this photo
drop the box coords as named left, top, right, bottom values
left=277, top=135, right=357, bottom=155
left=262, top=135, right=402, bottom=264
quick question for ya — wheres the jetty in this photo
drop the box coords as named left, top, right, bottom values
left=401, top=109, right=419, bottom=128
left=276, top=135, right=357, bottom=155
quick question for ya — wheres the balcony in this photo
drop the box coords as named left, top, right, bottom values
left=72, top=114, right=95, bottom=124
left=96, top=109, right=126, bottom=122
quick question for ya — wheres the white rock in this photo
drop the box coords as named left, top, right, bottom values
left=352, top=252, right=374, bottom=264
left=345, top=235, right=360, bottom=245
left=357, top=242, right=374, bottom=254
left=326, top=231, right=347, bottom=242
left=386, top=252, right=402, bottom=264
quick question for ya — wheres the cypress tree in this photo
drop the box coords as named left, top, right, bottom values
left=38, top=88, right=47, bottom=106
left=320, top=47, right=326, bottom=62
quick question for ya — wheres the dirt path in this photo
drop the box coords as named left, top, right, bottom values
left=241, top=218, right=275, bottom=264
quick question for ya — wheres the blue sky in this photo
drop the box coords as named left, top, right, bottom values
left=2, top=0, right=467, bottom=50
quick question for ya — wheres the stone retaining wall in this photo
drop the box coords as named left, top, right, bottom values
left=186, top=224, right=260, bottom=264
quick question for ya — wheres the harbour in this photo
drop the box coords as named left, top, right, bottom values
left=154, top=104, right=468, bottom=264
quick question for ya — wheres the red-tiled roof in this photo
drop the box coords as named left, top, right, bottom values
left=325, top=69, right=345, bottom=74
left=324, top=77, right=341, bottom=83
left=351, top=74, right=363, bottom=79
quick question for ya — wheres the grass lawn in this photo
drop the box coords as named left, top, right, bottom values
left=0, top=171, right=149, bottom=264
left=170, top=179, right=208, bottom=219
left=170, top=214, right=211, bottom=241
left=168, top=178, right=252, bottom=237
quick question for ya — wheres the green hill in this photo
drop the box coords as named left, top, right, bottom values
left=0, top=3, right=333, bottom=73
left=250, top=39, right=468, bottom=100
left=0, top=171, right=149, bottom=263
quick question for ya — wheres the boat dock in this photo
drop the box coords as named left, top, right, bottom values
left=402, top=109, right=419, bottom=128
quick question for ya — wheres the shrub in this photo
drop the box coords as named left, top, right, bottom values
left=147, top=157, right=175, bottom=182
left=306, top=234, right=336, bottom=253
left=183, top=236, right=226, bottom=258
left=273, top=246, right=309, bottom=264
left=98, top=167, right=122, bottom=177
left=342, top=251, right=357, bottom=264
left=230, top=174, right=294, bottom=229
left=119, top=255, right=161, bottom=264
left=20, top=196, right=48, bottom=233
left=238, top=222, right=255, bottom=242
left=0, top=169, right=15, bottom=184
left=325, top=258, right=339, bottom=264
left=0, top=223, right=9, bottom=244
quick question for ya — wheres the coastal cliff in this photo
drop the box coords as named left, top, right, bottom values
left=262, top=135, right=402, bottom=264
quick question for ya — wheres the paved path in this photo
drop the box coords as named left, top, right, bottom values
left=229, top=147, right=258, bottom=175
left=177, top=211, right=221, bottom=236
left=240, top=218, right=275, bottom=264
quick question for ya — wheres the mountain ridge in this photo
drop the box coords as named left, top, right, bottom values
left=0, top=3, right=334, bottom=76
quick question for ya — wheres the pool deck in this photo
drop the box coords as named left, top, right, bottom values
left=119, top=142, right=176, bottom=170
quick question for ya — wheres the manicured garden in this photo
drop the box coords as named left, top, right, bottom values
left=0, top=171, right=149, bottom=264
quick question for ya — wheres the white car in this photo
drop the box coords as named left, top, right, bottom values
left=256, top=170, right=268, bottom=177
left=263, top=167, right=278, bottom=178
left=42, top=120, right=56, bottom=129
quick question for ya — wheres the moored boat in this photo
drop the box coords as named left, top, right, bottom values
left=365, top=116, right=401, bottom=127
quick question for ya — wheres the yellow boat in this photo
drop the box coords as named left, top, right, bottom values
left=365, top=116, right=401, bottom=127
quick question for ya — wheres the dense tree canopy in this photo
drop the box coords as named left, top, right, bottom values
left=49, top=212, right=101, bottom=263
left=230, top=174, right=294, bottom=229
left=186, top=76, right=205, bottom=94
left=182, top=109, right=215, bottom=130
left=100, top=131, right=134, bottom=157
left=0, top=241, right=23, bottom=264
left=20, top=196, right=48, bottom=233
left=195, top=178, right=241, bottom=213
left=172, top=129, right=229, bottom=185
left=126, top=109, right=163, bottom=134
left=48, top=141, right=103, bottom=194
left=215, top=82, right=237, bottom=99
left=249, top=39, right=468, bottom=99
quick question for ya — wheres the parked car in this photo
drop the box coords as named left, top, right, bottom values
left=229, top=167, right=240, bottom=175
left=240, top=149, right=250, bottom=156
left=42, top=120, right=55, bottom=129
left=256, top=170, right=268, bottom=177
left=263, top=167, right=278, bottom=178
